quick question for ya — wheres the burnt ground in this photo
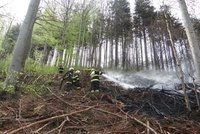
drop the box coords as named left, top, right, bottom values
left=0, top=71, right=200, bottom=134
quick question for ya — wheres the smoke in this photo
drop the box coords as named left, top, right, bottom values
left=104, top=69, right=192, bottom=90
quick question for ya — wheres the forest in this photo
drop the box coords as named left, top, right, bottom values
left=0, top=0, right=200, bottom=133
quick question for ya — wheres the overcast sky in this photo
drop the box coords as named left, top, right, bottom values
left=0, top=0, right=200, bottom=23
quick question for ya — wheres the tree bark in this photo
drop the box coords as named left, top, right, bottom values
left=40, top=43, right=51, bottom=65
left=140, top=37, right=143, bottom=69
left=5, top=0, right=41, bottom=87
left=115, top=37, right=118, bottom=68
left=50, top=47, right=58, bottom=66
left=164, top=10, right=191, bottom=111
left=104, top=38, right=108, bottom=67
left=98, top=43, right=102, bottom=68
left=62, top=49, right=66, bottom=65
left=110, top=38, right=114, bottom=68
left=143, top=28, right=148, bottom=69
left=135, top=37, right=139, bottom=70
left=178, top=0, right=200, bottom=81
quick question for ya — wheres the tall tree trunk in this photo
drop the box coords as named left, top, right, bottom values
left=159, top=40, right=164, bottom=70
left=5, top=0, right=41, bottom=87
left=79, top=46, right=84, bottom=66
left=90, top=45, right=95, bottom=67
left=62, top=48, right=66, bottom=65
left=115, top=37, right=118, bottom=68
left=150, top=42, right=154, bottom=69
left=94, top=47, right=97, bottom=67
left=88, top=45, right=92, bottom=67
left=86, top=48, right=90, bottom=67
left=143, top=28, right=148, bottom=69
left=50, top=47, right=58, bottom=66
left=183, top=39, right=194, bottom=73
left=163, top=36, right=169, bottom=70
left=122, top=36, right=126, bottom=69
left=164, top=10, right=191, bottom=111
left=178, top=0, right=200, bottom=81
left=140, top=37, right=143, bottom=69
left=41, top=43, right=51, bottom=65
left=152, top=37, right=159, bottom=70
left=79, top=20, right=87, bottom=66
left=110, top=38, right=114, bottom=68
left=68, top=47, right=74, bottom=67
left=65, top=53, right=69, bottom=67
left=104, top=38, right=108, bottom=67
left=83, top=48, right=87, bottom=67
left=47, top=50, right=53, bottom=66
left=98, top=43, right=102, bottom=68
left=135, top=37, right=139, bottom=70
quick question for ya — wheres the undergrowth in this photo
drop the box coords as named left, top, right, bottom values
left=25, top=59, right=58, bottom=75
left=0, top=57, right=93, bottom=95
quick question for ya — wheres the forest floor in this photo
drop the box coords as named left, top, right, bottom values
left=0, top=70, right=200, bottom=134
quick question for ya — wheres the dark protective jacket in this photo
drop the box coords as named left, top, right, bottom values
left=72, top=74, right=81, bottom=88
left=90, top=71, right=102, bottom=82
left=58, top=66, right=64, bottom=74
left=63, top=70, right=74, bottom=83
left=60, top=70, right=74, bottom=90
left=73, top=74, right=80, bottom=83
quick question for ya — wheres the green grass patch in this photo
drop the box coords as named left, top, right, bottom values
left=24, top=59, right=57, bottom=75
left=21, top=83, right=48, bottom=96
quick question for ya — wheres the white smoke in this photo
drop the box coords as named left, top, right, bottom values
left=104, top=69, right=192, bottom=90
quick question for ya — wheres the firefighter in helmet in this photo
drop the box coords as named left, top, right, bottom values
left=60, top=67, right=75, bottom=91
left=72, top=70, right=81, bottom=90
left=90, top=69, right=102, bottom=93
left=58, top=65, right=64, bottom=74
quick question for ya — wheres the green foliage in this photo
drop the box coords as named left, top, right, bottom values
left=25, top=59, right=57, bottom=74
left=21, top=83, right=48, bottom=96
left=32, top=7, right=62, bottom=51
left=111, top=0, right=132, bottom=37
left=0, top=35, right=3, bottom=45
left=66, top=11, right=91, bottom=47
left=1, top=24, right=20, bottom=54
left=0, top=56, right=11, bottom=73
left=0, top=82, right=15, bottom=94
left=134, top=0, right=156, bottom=27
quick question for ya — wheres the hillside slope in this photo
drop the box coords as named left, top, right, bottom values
left=0, top=71, right=200, bottom=134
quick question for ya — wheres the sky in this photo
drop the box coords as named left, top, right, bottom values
left=0, top=0, right=30, bottom=22
left=0, top=0, right=200, bottom=24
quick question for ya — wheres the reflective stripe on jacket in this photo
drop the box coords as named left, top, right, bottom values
left=73, top=75, right=79, bottom=83
left=91, top=73, right=100, bottom=82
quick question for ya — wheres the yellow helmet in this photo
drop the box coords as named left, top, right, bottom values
left=75, top=70, right=80, bottom=74
left=69, top=67, right=74, bottom=71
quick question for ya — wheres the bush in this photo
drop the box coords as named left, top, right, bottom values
left=0, top=56, right=11, bottom=73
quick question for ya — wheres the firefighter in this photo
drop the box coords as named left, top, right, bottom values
left=90, top=69, right=102, bottom=93
left=73, top=70, right=81, bottom=90
left=60, top=67, right=75, bottom=91
left=58, top=65, right=64, bottom=74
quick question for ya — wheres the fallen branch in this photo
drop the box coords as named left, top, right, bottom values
left=34, top=122, right=52, bottom=133
left=47, top=87, right=91, bottom=108
left=7, top=107, right=94, bottom=134
left=58, top=120, right=67, bottom=134
left=45, top=120, right=66, bottom=134
left=132, top=117, right=158, bottom=134
left=47, top=87, right=73, bottom=107
left=117, top=107, right=158, bottom=134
